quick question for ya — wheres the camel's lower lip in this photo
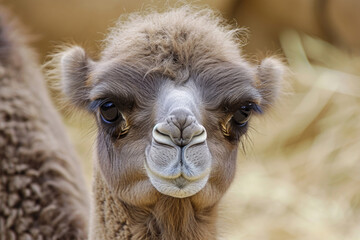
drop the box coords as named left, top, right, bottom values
left=144, top=162, right=209, bottom=198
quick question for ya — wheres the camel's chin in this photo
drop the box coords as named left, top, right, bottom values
left=145, top=169, right=210, bottom=198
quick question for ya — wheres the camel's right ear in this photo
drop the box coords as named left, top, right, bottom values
left=60, top=46, right=94, bottom=108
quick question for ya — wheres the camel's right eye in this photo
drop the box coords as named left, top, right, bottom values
left=100, top=101, right=120, bottom=123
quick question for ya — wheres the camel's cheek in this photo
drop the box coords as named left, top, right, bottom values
left=190, top=140, right=238, bottom=208
left=97, top=137, right=161, bottom=206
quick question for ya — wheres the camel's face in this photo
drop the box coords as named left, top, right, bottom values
left=58, top=9, right=283, bottom=207
left=81, top=57, right=266, bottom=207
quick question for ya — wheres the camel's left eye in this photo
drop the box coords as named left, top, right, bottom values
left=100, top=101, right=120, bottom=123
left=232, top=103, right=254, bottom=127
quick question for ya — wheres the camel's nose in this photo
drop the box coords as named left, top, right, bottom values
left=153, top=108, right=206, bottom=147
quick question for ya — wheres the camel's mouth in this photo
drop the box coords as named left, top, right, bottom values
left=145, top=138, right=212, bottom=198
left=145, top=164, right=210, bottom=198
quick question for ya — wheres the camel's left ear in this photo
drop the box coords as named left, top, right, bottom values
left=60, top=46, right=95, bottom=108
left=255, top=57, right=285, bottom=111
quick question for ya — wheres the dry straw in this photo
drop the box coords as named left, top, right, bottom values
left=218, top=31, right=360, bottom=240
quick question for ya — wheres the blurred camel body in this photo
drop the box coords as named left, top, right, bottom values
left=0, top=8, right=89, bottom=240
left=233, top=0, right=360, bottom=53
left=57, top=7, right=284, bottom=239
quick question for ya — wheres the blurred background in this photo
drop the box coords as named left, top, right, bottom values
left=2, top=0, right=359, bottom=239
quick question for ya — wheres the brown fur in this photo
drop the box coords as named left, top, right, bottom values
left=55, top=6, right=285, bottom=239
left=0, top=8, right=89, bottom=240
left=91, top=170, right=217, bottom=240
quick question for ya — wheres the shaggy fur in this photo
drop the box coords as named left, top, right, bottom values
left=0, top=8, right=89, bottom=240
left=91, top=169, right=217, bottom=240
left=55, top=7, right=285, bottom=239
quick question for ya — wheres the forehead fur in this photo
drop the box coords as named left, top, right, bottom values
left=101, top=6, right=248, bottom=80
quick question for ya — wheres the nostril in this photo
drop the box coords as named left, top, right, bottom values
left=155, top=128, right=169, bottom=137
left=152, top=124, right=175, bottom=146
left=187, top=128, right=207, bottom=146
left=191, top=128, right=205, bottom=138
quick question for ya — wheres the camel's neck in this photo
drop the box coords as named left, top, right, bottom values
left=90, top=170, right=218, bottom=240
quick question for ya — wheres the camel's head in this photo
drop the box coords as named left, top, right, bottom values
left=58, top=8, right=284, bottom=208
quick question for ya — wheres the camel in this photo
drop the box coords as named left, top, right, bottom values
left=0, top=7, right=89, bottom=240
left=55, top=6, right=284, bottom=240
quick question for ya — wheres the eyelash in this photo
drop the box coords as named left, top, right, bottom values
left=88, top=99, right=108, bottom=112
left=89, top=99, right=130, bottom=139
left=220, top=102, right=262, bottom=140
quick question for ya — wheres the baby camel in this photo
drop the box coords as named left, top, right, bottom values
left=58, top=7, right=284, bottom=240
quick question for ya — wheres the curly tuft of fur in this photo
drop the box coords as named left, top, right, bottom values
left=0, top=7, right=89, bottom=240
left=102, top=6, right=247, bottom=80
